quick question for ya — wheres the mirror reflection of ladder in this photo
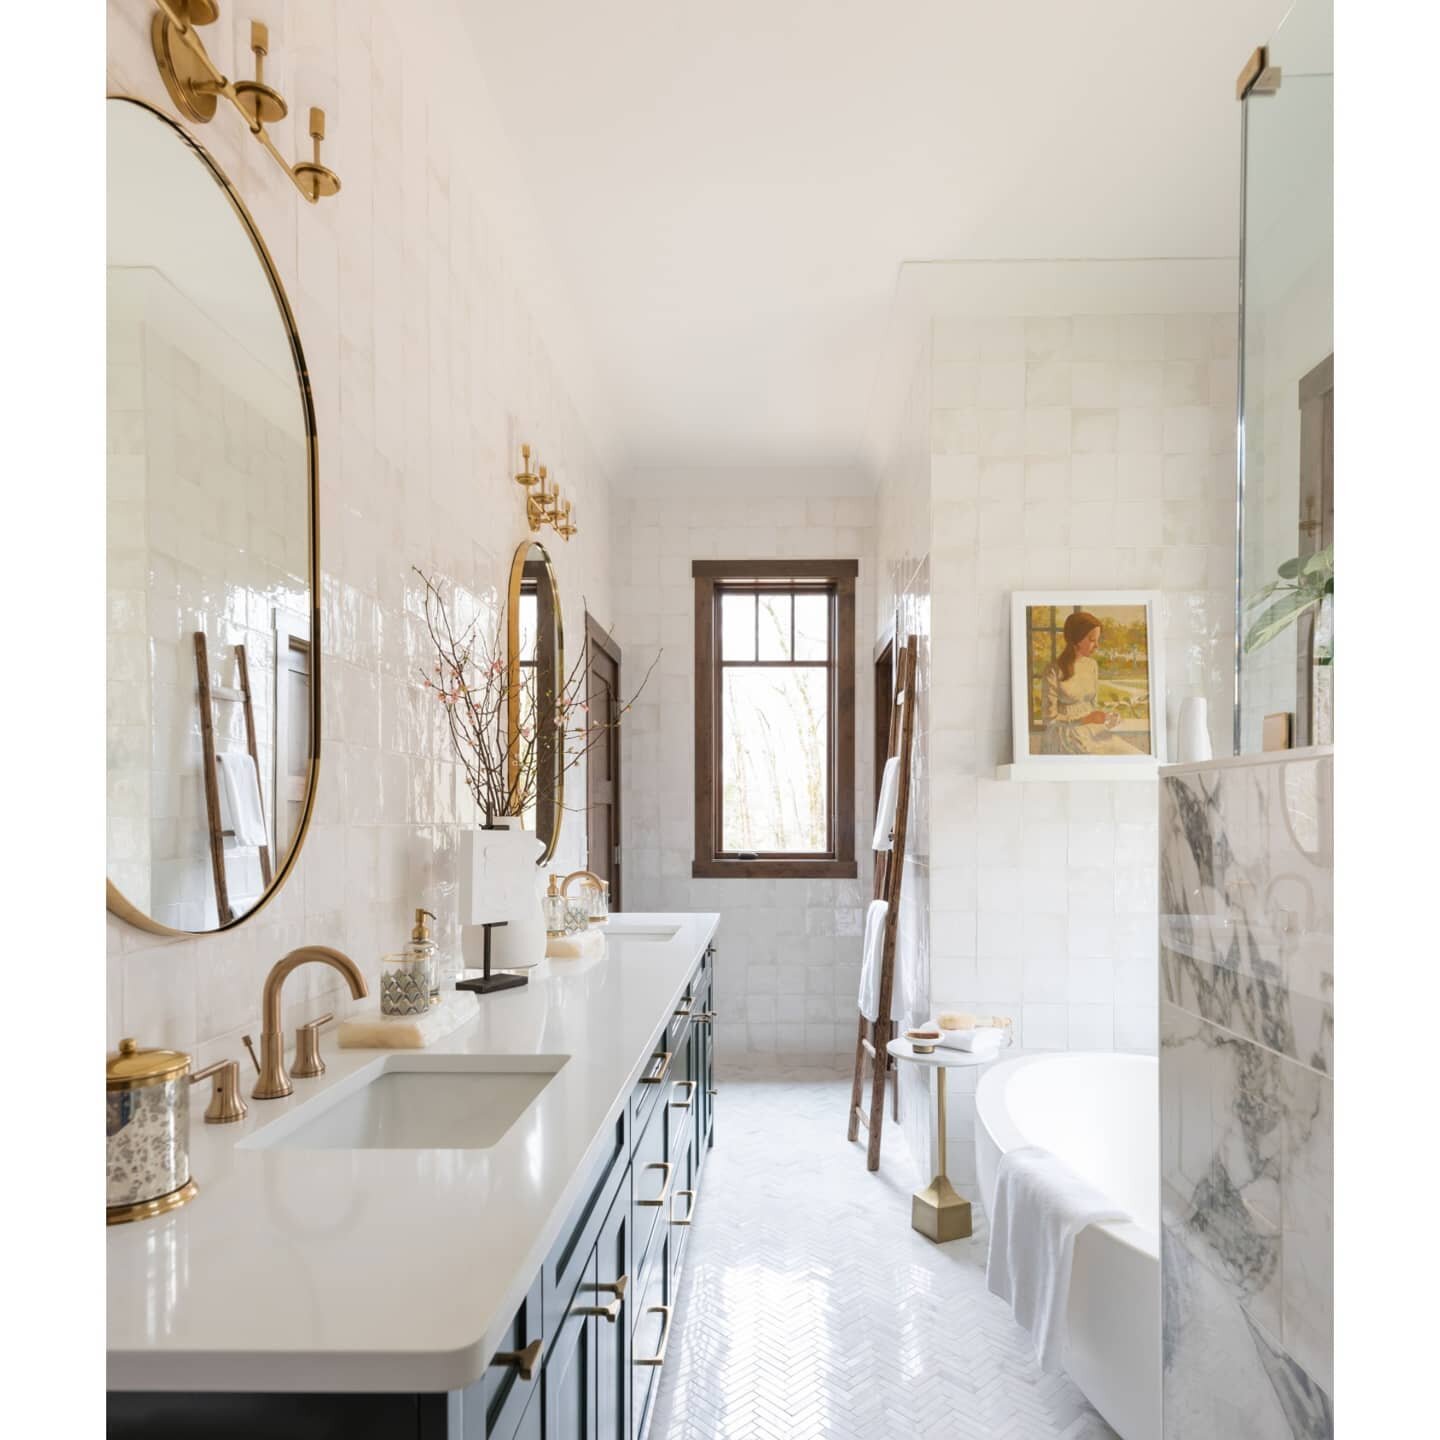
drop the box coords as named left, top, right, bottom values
left=194, top=631, right=272, bottom=926
left=848, top=632, right=917, bottom=1170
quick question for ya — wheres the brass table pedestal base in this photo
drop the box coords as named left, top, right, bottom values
left=912, top=1173, right=972, bottom=1242
left=911, top=1063, right=973, bottom=1243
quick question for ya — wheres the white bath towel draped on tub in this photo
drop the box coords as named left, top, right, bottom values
left=985, top=1145, right=1130, bottom=1373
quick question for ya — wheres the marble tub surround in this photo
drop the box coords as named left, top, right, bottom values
left=1159, top=750, right=1333, bottom=1437
left=107, top=913, right=717, bottom=1393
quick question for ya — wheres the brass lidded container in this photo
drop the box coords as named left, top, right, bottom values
left=106, top=1038, right=198, bottom=1225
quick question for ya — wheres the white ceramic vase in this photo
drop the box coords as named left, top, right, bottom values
left=1177, top=695, right=1212, bottom=764
left=459, top=818, right=545, bottom=971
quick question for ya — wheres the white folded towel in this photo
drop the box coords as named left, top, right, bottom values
left=872, top=756, right=901, bottom=851
left=216, top=751, right=268, bottom=848
left=935, top=1025, right=1006, bottom=1053
left=857, top=899, right=900, bottom=1021
left=986, top=1146, right=1129, bottom=1373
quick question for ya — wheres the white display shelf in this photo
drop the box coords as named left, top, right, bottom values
left=995, top=761, right=1160, bottom=783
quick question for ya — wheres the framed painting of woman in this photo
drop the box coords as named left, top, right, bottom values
left=1009, top=592, right=1166, bottom=768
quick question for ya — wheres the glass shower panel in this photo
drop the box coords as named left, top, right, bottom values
left=1237, top=0, right=1333, bottom=753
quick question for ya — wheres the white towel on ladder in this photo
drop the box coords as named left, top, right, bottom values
left=216, top=751, right=268, bottom=848
left=858, top=899, right=900, bottom=1021
left=985, top=1146, right=1129, bottom=1373
left=872, top=756, right=901, bottom=851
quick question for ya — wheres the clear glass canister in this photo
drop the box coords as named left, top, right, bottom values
left=380, top=951, right=434, bottom=1015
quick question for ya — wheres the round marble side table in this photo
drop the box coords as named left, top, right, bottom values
left=886, top=1038, right=1000, bottom=1243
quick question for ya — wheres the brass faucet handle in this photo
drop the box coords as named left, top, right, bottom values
left=191, top=1059, right=249, bottom=1124
left=291, top=1012, right=335, bottom=1079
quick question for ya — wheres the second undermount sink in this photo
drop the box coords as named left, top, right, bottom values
left=606, top=922, right=681, bottom=942
left=242, top=1054, right=568, bottom=1151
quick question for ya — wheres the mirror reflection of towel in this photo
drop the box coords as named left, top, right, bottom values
left=872, top=757, right=900, bottom=851
left=216, top=752, right=267, bottom=847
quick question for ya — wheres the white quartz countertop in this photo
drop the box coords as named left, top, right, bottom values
left=106, top=912, right=719, bottom=1395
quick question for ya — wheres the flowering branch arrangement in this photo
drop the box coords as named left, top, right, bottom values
left=414, top=567, right=656, bottom=825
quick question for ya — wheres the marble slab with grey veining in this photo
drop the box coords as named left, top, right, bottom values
left=1159, top=752, right=1332, bottom=1438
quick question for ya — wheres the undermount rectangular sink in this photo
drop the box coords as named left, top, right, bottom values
left=243, top=1054, right=568, bottom=1151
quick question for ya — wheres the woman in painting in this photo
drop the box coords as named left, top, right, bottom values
left=1040, top=611, right=1137, bottom=755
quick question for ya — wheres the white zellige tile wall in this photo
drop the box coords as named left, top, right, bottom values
left=106, top=0, right=616, bottom=1066
left=612, top=487, right=876, bottom=1066
left=880, top=310, right=1237, bottom=1195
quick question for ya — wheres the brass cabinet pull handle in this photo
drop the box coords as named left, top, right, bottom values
left=637, top=1160, right=673, bottom=1207
left=695, top=1010, right=718, bottom=1023
left=706, top=1088, right=718, bottom=1098
left=493, top=1336, right=543, bottom=1381
left=670, top=1188, right=697, bottom=1227
left=633, top=1305, right=673, bottom=1367
left=572, top=1272, right=629, bottom=1323
left=673, top=1001, right=693, bottom=1018
left=639, top=1050, right=673, bottom=1085
left=670, top=1080, right=696, bottom=1111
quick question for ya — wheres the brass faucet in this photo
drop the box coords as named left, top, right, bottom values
left=253, top=947, right=368, bottom=1099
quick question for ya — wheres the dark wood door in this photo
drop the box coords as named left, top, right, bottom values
left=586, top=615, right=622, bottom=909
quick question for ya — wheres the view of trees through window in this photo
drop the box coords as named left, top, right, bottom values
left=718, top=586, right=832, bottom=854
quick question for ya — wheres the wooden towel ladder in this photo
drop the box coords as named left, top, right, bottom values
left=195, top=630, right=272, bottom=926
left=847, top=632, right=917, bottom=1171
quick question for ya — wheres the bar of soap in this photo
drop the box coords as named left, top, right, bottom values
left=937, top=1012, right=977, bottom=1031
left=337, top=994, right=476, bottom=1049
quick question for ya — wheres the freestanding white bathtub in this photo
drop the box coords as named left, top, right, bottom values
left=975, top=1052, right=1160, bottom=1440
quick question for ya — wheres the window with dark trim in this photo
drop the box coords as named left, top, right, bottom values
left=693, top=560, right=857, bottom=879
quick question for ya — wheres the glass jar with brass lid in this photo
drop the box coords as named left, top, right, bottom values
left=106, top=1037, right=198, bottom=1225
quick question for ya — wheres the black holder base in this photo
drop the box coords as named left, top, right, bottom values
left=457, top=972, right=527, bottom=994
left=455, top=919, right=528, bottom=996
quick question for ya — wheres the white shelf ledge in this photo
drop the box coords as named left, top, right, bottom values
left=995, top=762, right=1160, bottom=783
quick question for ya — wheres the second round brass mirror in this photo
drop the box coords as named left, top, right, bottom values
left=508, top=541, right=564, bottom=863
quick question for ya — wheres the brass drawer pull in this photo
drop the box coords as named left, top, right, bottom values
left=670, top=1188, right=697, bottom=1227
left=639, top=1050, right=673, bottom=1085
left=634, top=1304, right=673, bottom=1367
left=670, top=1080, right=696, bottom=1111
left=673, top=1000, right=693, bottom=1019
left=493, top=1336, right=542, bottom=1381
left=572, top=1272, right=629, bottom=1323
left=637, top=1160, right=673, bottom=1207
left=695, top=1010, right=718, bottom=1024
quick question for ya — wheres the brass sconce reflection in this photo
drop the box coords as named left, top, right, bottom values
left=149, top=3, right=341, bottom=204
left=514, top=443, right=578, bottom=541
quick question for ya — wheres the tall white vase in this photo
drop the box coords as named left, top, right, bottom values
left=1177, top=696, right=1213, bottom=764
left=459, top=818, right=545, bottom=971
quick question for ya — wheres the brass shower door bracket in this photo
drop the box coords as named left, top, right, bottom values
left=148, top=2, right=341, bottom=204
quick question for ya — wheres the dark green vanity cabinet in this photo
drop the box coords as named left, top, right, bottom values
left=109, top=943, right=717, bottom=1440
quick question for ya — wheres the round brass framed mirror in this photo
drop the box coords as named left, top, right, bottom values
left=507, top=540, right=564, bottom=864
left=106, top=96, right=320, bottom=934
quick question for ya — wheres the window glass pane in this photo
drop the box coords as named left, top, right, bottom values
left=518, top=586, right=537, bottom=663
left=721, top=592, right=755, bottom=661
left=721, top=666, right=828, bottom=853
left=793, top=592, right=830, bottom=661
left=756, top=593, right=792, bottom=661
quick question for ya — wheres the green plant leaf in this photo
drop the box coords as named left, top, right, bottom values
left=1277, top=555, right=1303, bottom=579
left=1244, top=589, right=1316, bottom=653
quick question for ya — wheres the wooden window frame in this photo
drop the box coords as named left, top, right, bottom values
left=693, top=559, right=857, bottom=880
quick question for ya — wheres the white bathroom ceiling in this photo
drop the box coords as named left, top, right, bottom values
left=461, top=0, right=1280, bottom=476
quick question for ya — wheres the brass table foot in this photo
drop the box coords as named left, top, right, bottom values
left=911, top=1173, right=972, bottom=1243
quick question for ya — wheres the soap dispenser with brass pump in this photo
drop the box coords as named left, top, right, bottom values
left=406, top=907, right=440, bottom=1001
left=542, top=875, right=567, bottom=938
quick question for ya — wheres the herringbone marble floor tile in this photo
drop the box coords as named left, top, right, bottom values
left=649, top=1067, right=1117, bottom=1440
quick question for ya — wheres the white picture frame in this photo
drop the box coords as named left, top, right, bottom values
left=1008, top=590, right=1166, bottom=775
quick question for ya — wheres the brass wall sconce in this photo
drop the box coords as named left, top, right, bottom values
left=514, top=443, right=578, bottom=541
left=148, top=2, right=341, bottom=204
